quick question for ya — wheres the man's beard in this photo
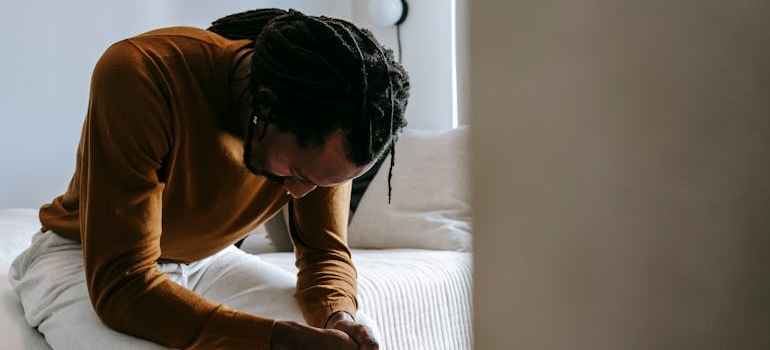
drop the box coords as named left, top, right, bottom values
left=243, top=124, right=285, bottom=185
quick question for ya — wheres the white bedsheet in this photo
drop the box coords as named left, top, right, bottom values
left=1, top=209, right=473, bottom=350
left=260, top=250, right=473, bottom=350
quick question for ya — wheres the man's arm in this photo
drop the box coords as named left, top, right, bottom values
left=79, top=38, right=276, bottom=350
left=288, top=184, right=379, bottom=349
left=289, top=184, right=359, bottom=325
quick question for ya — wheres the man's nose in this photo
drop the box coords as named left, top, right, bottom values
left=284, top=178, right=317, bottom=198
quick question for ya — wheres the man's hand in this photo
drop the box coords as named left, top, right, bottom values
left=270, top=320, right=358, bottom=350
left=324, top=311, right=379, bottom=350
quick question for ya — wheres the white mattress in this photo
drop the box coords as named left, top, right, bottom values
left=1, top=209, right=473, bottom=350
left=260, top=249, right=473, bottom=350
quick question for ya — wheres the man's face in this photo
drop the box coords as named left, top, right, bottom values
left=245, top=127, right=371, bottom=198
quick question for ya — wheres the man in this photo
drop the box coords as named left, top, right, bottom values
left=9, top=8, right=409, bottom=350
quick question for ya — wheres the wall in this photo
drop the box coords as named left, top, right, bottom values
left=0, top=0, right=457, bottom=209
left=470, top=1, right=770, bottom=349
left=454, top=0, right=469, bottom=127
left=0, top=0, right=353, bottom=209
left=353, top=0, right=456, bottom=130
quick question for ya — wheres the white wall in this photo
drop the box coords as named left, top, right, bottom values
left=0, top=0, right=457, bottom=209
left=0, top=0, right=354, bottom=209
left=470, top=1, right=770, bottom=349
left=353, top=0, right=456, bottom=130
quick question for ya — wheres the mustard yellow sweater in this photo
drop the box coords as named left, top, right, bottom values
left=38, top=27, right=357, bottom=350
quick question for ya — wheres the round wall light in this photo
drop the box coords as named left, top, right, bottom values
left=368, top=0, right=408, bottom=26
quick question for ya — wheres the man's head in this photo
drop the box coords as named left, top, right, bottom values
left=243, top=126, right=370, bottom=198
left=210, top=9, right=409, bottom=189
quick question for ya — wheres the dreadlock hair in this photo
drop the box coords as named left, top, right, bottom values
left=209, top=8, right=409, bottom=200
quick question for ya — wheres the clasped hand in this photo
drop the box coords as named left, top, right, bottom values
left=270, top=311, right=378, bottom=350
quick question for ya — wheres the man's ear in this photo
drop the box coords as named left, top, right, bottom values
left=254, top=86, right=277, bottom=117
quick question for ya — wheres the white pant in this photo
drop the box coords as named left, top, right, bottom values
left=9, top=230, right=378, bottom=350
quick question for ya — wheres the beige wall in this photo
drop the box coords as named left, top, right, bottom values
left=455, top=0, right=470, bottom=126
left=469, top=1, right=770, bottom=349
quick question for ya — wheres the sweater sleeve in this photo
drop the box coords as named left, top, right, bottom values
left=80, top=39, right=275, bottom=350
left=289, top=182, right=359, bottom=327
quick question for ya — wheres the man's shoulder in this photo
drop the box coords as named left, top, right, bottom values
left=133, top=26, right=222, bottom=43
left=97, top=26, right=248, bottom=71
left=116, top=26, right=252, bottom=61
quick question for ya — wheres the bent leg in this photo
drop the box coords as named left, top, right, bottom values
left=187, top=246, right=382, bottom=340
left=188, top=246, right=305, bottom=323
left=9, top=231, right=170, bottom=350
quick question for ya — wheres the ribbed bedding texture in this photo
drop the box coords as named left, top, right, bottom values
left=260, top=249, right=473, bottom=350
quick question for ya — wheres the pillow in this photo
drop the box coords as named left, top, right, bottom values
left=347, top=126, right=472, bottom=251
left=239, top=207, right=293, bottom=254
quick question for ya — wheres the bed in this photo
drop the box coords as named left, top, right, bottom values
left=1, top=126, right=472, bottom=349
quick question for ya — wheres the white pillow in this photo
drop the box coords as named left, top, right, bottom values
left=348, top=126, right=472, bottom=251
